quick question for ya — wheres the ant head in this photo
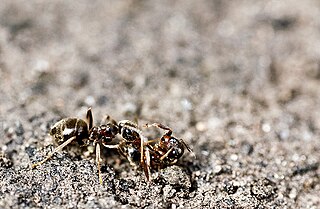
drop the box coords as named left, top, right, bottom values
left=160, top=136, right=185, bottom=161
left=90, top=124, right=119, bottom=145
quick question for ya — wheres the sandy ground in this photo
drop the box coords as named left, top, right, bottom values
left=0, top=0, right=320, bottom=208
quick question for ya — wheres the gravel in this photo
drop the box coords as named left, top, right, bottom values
left=0, top=0, right=320, bottom=208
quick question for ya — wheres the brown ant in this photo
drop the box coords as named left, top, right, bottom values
left=103, top=118, right=152, bottom=181
left=32, top=108, right=119, bottom=184
left=107, top=121, right=193, bottom=180
left=144, top=123, right=194, bottom=169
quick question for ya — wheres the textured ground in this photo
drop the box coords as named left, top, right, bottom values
left=1, top=0, right=320, bottom=208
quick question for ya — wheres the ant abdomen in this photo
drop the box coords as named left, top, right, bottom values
left=49, top=118, right=89, bottom=146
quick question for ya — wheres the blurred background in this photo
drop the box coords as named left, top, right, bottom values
left=0, top=0, right=320, bottom=208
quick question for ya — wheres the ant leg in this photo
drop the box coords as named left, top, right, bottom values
left=96, top=143, right=103, bottom=185
left=86, top=107, right=93, bottom=130
left=179, top=139, right=195, bottom=158
left=143, top=147, right=151, bottom=181
left=127, top=156, right=137, bottom=167
left=143, top=138, right=160, bottom=146
left=140, top=133, right=144, bottom=169
left=159, top=147, right=174, bottom=161
left=32, top=136, right=76, bottom=169
left=139, top=133, right=151, bottom=168
left=144, top=123, right=173, bottom=136
left=139, top=133, right=151, bottom=180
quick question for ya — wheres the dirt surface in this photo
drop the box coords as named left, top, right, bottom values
left=1, top=0, right=320, bottom=208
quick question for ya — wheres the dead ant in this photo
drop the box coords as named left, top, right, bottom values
left=144, top=123, right=194, bottom=169
left=32, top=108, right=119, bottom=184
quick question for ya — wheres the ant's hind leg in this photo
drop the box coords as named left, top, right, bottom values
left=32, top=136, right=76, bottom=169
left=86, top=107, right=93, bottom=130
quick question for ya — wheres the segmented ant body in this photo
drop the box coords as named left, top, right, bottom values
left=32, top=108, right=193, bottom=183
left=32, top=108, right=119, bottom=184
left=104, top=119, right=152, bottom=181
left=144, top=123, right=193, bottom=169
left=110, top=121, right=193, bottom=180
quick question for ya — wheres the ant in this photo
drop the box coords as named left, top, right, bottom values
left=103, top=118, right=152, bottom=181
left=107, top=121, right=193, bottom=180
left=32, top=108, right=119, bottom=184
left=144, top=123, right=194, bottom=170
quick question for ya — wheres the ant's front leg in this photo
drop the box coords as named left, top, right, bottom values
left=95, top=143, right=103, bottom=185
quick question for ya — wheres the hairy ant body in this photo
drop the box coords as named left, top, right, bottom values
left=103, top=119, right=152, bottom=181
left=32, top=108, right=119, bottom=184
left=144, top=123, right=193, bottom=169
